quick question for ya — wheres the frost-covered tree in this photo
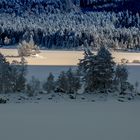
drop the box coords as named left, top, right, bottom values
left=66, top=68, right=81, bottom=94
left=79, top=46, right=115, bottom=92
left=115, top=64, right=129, bottom=93
left=78, top=47, right=96, bottom=92
left=95, top=46, right=115, bottom=91
left=17, top=35, right=40, bottom=57
left=57, top=69, right=81, bottom=94
left=0, top=53, right=11, bottom=93
left=134, top=81, right=139, bottom=94
left=57, top=71, right=68, bottom=93
left=0, top=53, right=27, bottom=93
left=14, top=57, right=27, bottom=92
left=43, top=73, right=55, bottom=93
left=26, top=76, right=41, bottom=96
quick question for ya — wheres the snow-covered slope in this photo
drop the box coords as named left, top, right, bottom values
left=0, top=0, right=77, bottom=14
left=0, top=0, right=136, bottom=14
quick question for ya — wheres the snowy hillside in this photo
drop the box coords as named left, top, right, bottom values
left=0, top=0, right=139, bottom=50
left=0, top=0, right=138, bottom=14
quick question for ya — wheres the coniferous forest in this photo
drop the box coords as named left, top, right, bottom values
left=0, top=0, right=140, bottom=50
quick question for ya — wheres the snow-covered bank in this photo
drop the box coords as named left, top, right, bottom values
left=0, top=102, right=140, bottom=140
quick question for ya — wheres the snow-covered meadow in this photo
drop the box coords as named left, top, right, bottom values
left=0, top=101, right=140, bottom=140
left=1, top=48, right=140, bottom=65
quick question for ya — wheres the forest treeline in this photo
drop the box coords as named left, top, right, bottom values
left=0, top=10, right=140, bottom=50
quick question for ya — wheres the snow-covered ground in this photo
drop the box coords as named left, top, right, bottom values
left=0, top=101, right=140, bottom=140
left=0, top=48, right=140, bottom=65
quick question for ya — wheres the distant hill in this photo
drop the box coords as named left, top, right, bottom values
left=0, top=0, right=139, bottom=14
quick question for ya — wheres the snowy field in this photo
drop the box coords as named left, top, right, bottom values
left=0, top=48, right=140, bottom=65
left=0, top=102, right=140, bottom=140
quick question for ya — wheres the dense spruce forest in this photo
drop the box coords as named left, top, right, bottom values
left=0, top=0, right=140, bottom=50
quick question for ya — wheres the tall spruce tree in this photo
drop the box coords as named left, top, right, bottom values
left=115, top=64, right=128, bottom=93
left=78, top=48, right=96, bottom=92
left=15, top=57, right=27, bottom=92
left=0, top=53, right=27, bottom=93
left=95, top=46, right=115, bottom=91
left=78, top=46, right=115, bottom=93
left=0, top=53, right=11, bottom=93
left=43, top=73, right=55, bottom=93
left=57, top=71, right=68, bottom=93
left=66, top=68, right=81, bottom=94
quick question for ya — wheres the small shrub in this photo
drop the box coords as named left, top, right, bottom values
left=17, top=36, right=40, bottom=57
left=121, top=58, right=129, bottom=64
left=132, top=60, right=140, bottom=63
left=0, top=98, right=7, bottom=104
left=69, top=94, right=76, bottom=99
left=118, top=99, right=124, bottom=102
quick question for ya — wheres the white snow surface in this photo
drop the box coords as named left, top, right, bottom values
left=1, top=49, right=140, bottom=66
left=0, top=101, right=140, bottom=140
left=0, top=49, right=140, bottom=140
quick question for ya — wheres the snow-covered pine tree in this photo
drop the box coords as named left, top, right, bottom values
left=15, top=56, right=27, bottom=92
left=17, top=35, right=40, bottom=57
left=0, top=53, right=28, bottom=93
left=57, top=71, right=68, bottom=93
left=43, top=73, right=55, bottom=93
left=78, top=46, right=97, bottom=92
left=0, top=53, right=11, bottom=93
left=115, top=64, right=128, bottom=94
left=95, top=46, right=115, bottom=91
left=26, top=76, right=41, bottom=96
left=66, top=68, right=81, bottom=94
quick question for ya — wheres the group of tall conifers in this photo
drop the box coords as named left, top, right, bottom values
left=0, top=54, right=27, bottom=93
left=78, top=46, right=132, bottom=94
left=0, top=46, right=134, bottom=95
left=26, top=46, right=133, bottom=96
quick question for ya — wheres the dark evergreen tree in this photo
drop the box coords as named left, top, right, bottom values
left=0, top=53, right=27, bottom=93
left=57, top=69, right=81, bottom=94
left=43, top=73, right=55, bottom=93
left=15, top=57, right=27, bottom=92
left=78, top=47, right=96, bottom=92
left=0, top=53, right=11, bottom=93
left=66, top=68, right=81, bottom=94
left=78, top=46, right=115, bottom=93
left=26, top=76, right=41, bottom=97
left=95, top=46, right=115, bottom=91
left=115, top=64, right=128, bottom=93
left=57, top=71, right=68, bottom=93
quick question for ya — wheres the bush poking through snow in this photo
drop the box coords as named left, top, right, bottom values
left=132, top=60, right=140, bottom=63
left=43, top=73, right=55, bottom=94
left=0, top=98, right=7, bottom=104
left=26, top=76, right=41, bottom=97
left=17, top=36, right=40, bottom=57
